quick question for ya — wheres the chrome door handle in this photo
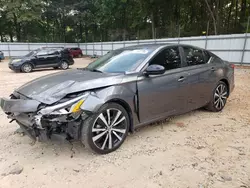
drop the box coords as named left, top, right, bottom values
left=211, top=67, right=215, bottom=71
left=178, top=76, right=185, bottom=82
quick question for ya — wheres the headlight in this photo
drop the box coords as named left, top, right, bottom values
left=50, top=99, right=85, bottom=115
left=38, top=93, right=89, bottom=115
left=70, top=99, right=85, bottom=113
left=11, top=59, right=22, bottom=63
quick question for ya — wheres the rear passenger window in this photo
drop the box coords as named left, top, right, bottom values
left=183, top=47, right=206, bottom=66
left=48, top=50, right=59, bottom=55
left=149, top=47, right=181, bottom=71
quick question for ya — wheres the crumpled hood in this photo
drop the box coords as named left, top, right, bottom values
left=16, top=69, right=124, bottom=104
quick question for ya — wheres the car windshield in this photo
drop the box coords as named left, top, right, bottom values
left=25, top=50, right=39, bottom=57
left=87, top=48, right=154, bottom=73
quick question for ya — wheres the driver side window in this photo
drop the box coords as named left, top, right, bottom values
left=149, top=47, right=181, bottom=71
left=36, top=50, right=48, bottom=56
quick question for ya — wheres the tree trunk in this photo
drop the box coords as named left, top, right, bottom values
left=234, top=0, right=239, bottom=29
left=0, top=32, right=3, bottom=42
left=189, top=0, right=194, bottom=25
left=204, top=0, right=217, bottom=35
left=240, top=0, right=246, bottom=23
left=52, top=22, right=54, bottom=42
left=215, top=0, right=220, bottom=34
left=122, top=2, right=127, bottom=41
left=227, top=0, right=233, bottom=33
left=151, top=12, right=156, bottom=39
left=45, top=0, right=49, bottom=42
left=84, top=23, right=88, bottom=43
left=62, top=16, right=66, bottom=43
left=8, top=23, right=14, bottom=42
left=122, top=29, right=126, bottom=41
left=175, top=0, right=180, bottom=37
left=13, top=13, right=21, bottom=41
left=137, top=28, right=140, bottom=40
left=79, top=21, right=83, bottom=42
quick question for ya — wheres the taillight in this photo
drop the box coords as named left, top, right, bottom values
left=230, top=64, right=235, bottom=69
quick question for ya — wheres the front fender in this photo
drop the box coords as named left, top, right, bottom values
left=81, top=85, right=136, bottom=112
left=81, top=85, right=139, bottom=128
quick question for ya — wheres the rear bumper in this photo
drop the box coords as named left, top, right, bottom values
left=69, top=59, right=74, bottom=65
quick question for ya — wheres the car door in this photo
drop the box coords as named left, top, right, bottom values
left=35, top=50, right=59, bottom=68
left=46, top=50, right=60, bottom=66
left=137, top=46, right=189, bottom=123
left=180, top=46, right=217, bottom=111
left=35, top=50, right=50, bottom=68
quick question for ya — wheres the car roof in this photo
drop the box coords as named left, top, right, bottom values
left=120, top=43, right=205, bottom=51
left=42, top=47, right=64, bottom=49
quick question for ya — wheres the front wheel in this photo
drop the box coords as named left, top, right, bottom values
left=60, top=61, right=69, bottom=70
left=21, top=63, right=33, bottom=73
left=206, top=81, right=229, bottom=112
left=81, top=103, right=129, bottom=154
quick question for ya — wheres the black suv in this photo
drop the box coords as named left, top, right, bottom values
left=9, top=48, right=74, bottom=73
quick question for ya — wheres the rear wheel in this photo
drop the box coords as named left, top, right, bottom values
left=21, top=63, right=33, bottom=73
left=206, top=81, right=228, bottom=112
left=81, top=103, right=129, bottom=154
left=60, top=61, right=69, bottom=70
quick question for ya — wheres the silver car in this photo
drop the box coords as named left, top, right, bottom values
left=0, top=44, right=235, bottom=154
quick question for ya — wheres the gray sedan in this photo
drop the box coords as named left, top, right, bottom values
left=0, top=44, right=235, bottom=154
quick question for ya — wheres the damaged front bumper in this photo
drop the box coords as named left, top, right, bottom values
left=0, top=92, right=93, bottom=141
left=0, top=97, right=40, bottom=113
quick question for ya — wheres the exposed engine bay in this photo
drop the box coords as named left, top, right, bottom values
left=2, top=90, right=98, bottom=141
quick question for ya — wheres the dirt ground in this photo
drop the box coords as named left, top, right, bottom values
left=0, top=58, right=249, bottom=188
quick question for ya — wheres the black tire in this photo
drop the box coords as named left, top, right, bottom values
left=206, top=81, right=229, bottom=112
left=60, top=61, right=69, bottom=70
left=21, top=63, right=33, bottom=73
left=81, top=102, right=129, bottom=154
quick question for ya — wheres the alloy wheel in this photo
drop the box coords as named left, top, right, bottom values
left=91, top=108, right=127, bottom=151
left=22, top=64, right=32, bottom=73
left=214, top=83, right=228, bottom=110
left=61, top=61, right=68, bottom=69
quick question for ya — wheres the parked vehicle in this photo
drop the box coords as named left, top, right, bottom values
left=68, top=47, right=83, bottom=58
left=0, top=44, right=234, bottom=154
left=0, top=51, right=4, bottom=61
left=8, top=48, right=74, bottom=73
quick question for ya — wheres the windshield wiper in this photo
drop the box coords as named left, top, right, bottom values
left=89, top=69, right=103, bottom=73
left=78, top=67, right=103, bottom=73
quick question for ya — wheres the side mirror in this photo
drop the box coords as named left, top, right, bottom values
left=145, top=64, right=165, bottom=76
